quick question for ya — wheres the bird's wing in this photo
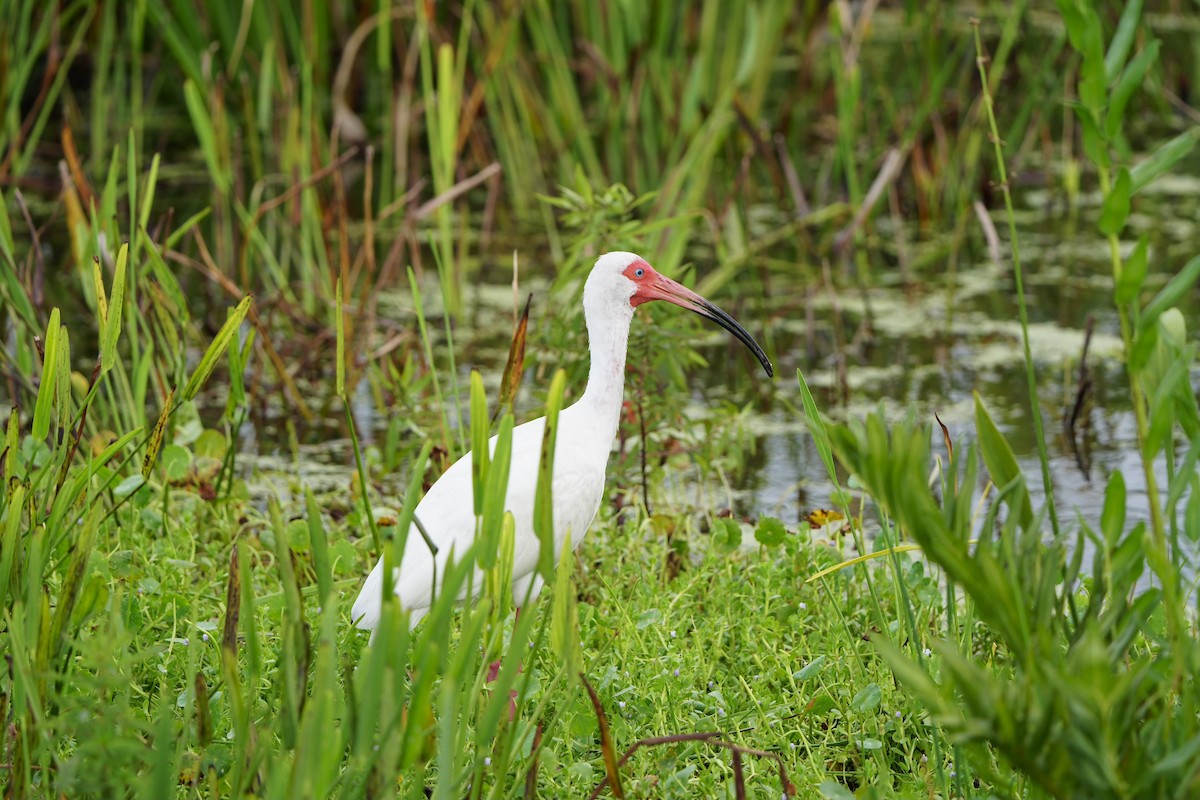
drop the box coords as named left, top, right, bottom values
left=351, top=415, right=606, bottom=630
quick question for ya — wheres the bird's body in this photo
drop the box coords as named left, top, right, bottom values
left=351, top=252, right=771, bottom=632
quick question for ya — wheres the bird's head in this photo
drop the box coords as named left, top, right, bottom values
left=584, top=251, right=774, bottom=377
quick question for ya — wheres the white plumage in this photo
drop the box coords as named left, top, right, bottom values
left=351, top=251, right=772, bottom=632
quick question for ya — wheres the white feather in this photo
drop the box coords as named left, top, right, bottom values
left=351, top=252, right=643, bottom=630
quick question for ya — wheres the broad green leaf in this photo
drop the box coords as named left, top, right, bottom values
left=755, top=516, right=788, bottom=547
left=100, top=242, right=128, bottom=373
left=0, top=483, right=25, bottom=612
left=850, top=683, right=882, bottom=713
left=182, top=295, right=252, bottom=401
left=1100, top=470, right=1126, bottom=547
left=636, top=608, right=662, bottom=629
left=534, top=370, right=566, bottom=582
left=1131, top=129, right=1200, bottom=194
left=54, top=325, right=71, bottom=432
left=1146, top=355, right=1188, bottom=457
left=485, top=510, right=516, bottom=626
left=1056, top=0, right=1087, bottom=53
left=1104, top=0, right=1144, bottom=81
left=1097, top=168, right=1131, bottom=236
left=974, top=393, right=1032, bottom=526
left=1130, top=322, right=1158, bottom=372
left=478, top=413, right=513, bottom=570
left=1076, top=107, right=1111, bottom=170
left=1059, top=2, right=1106, bottom=114
left=798, top=369, right=838, bottom=483
left=1105, top=40, right=1159, bottom=139
left=1115, top=236, right=1149, bottom=304
left=794, top=655, right=826, bottom=681
left=32, top=308, right=61, bottom=440
left=817, top=781, right=856, bottom=800
left=1139, top=255, right=1200, bottom=333
left=92, top=257, right=109, bottom=326
left=160, top=443, right=191, bottom=482
left=711, top=517, right=742, bottom=554
left=114, top=474, right=146, bottom=498
left=550, top=530, right=582, bottom=676
left=306, top=489, right=332, bottom=605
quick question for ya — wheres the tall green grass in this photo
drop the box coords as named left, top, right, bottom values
left=795, top=4, right=1200, bottom=797
left=4, top=1, right=1200, bottom=797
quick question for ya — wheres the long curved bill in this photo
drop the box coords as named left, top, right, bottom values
left=641, top=272, right=774, bottom=377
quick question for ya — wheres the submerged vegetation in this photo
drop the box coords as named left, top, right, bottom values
left=3, top=0, right=1200, bottom=797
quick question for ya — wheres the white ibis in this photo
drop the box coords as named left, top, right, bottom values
left=351, top=251, right=772, bottom=632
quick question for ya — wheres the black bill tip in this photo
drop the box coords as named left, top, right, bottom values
left=694, top=300, right=773, bottom=378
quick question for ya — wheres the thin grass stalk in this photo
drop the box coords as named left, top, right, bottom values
left=971, top=22, right=1060, bottom=539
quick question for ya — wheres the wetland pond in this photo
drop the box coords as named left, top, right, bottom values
left=228, top=151, right=1200, bottom=559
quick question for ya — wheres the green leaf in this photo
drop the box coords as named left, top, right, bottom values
left=101, top=242, right=128, bottom=373
left=798, top=369, right=838, bottom=483
left=635, top=608, right=662, bottom=630
left=1076, top=108, right=1111, bottom=170
left=306, top=488, right=332, bottom=605
left=1097, top=168, right=1131, bottom=236
left=850, top=683, right=882, bottom=713
left=794, top=655, right=826, bottom=681
left=335, top=278, right=345, bottom=398
left=1105, top=40, right=1159, bottom=139
left=1115, top=236, right=1149, bottom=304
left=1130, top=129, right=1200, bottom=194
left=194, top=429, right=227, bottom=460
left=1146, top=354, right=1188, bottom=457
left=32, top=308, right=61, bottom=440
left=469, top=371, right=490, bottom=517
left=710, top=517, right=742, bottom=554
left=182, top=295, right=252, bottom=401
left=91, top=257, right=109, bottom=328
left=114, top=474, right=146, bottom=498
left=1139, top=255, right=1200, bottom=333
left=478, top=413, right=513, bottom=570
left=550, top=531, right=582, bottom=676
left=141, top=387, right=175, bottom=479
left=1100, top=470, right=1126, bottom=547
left=806, top=693, right=837, bottom=717
left=754, top=516, right=788, bottom=547
left=817, top=781, right=856, bottom=800
left=1104, top=0, right=1145, bottom=81
left=3, top=407, right=18, bottom=482
left=160, top=444, right=191, bottom=482
left=0, top=484, right=26, bottom=613
left=973, top=393, right=1032, bottom=526
left=1058, top=2, right=1107, bottom=114
left=1056, top=0, right=1087, bottom=52
left=182, top=80, right=229, bottom=194
left=54, top=325, right=71, bottom=432
left=1130, top=321, right=1158, bottom=372
left=534, top=370, right=566, bottom=582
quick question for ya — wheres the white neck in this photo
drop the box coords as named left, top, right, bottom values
left=576, top=297, right=634, bottom=441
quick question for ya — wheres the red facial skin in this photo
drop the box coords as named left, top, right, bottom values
left=622, top=259, right=708, bottom=312
left=620, top=256, right=775, bottom=377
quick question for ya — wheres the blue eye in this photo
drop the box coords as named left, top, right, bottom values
left=635, top=268, right=644, bottom=277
